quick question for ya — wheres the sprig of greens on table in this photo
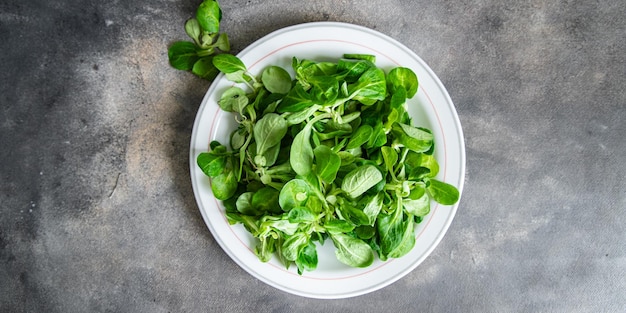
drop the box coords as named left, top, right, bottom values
left=169, top=0, right=459, bottom=275
left=167, top=0, right=230, bottom=80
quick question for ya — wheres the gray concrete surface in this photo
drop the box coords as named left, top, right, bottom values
left=1, top=0, right=625, bottom=312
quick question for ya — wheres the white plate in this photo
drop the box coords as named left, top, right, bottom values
left=189, top=22, right=465, bottom=299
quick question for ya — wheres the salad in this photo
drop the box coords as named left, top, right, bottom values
left=169, top=0, right=459, bottom=275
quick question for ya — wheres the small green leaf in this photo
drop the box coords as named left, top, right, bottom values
left=230, top=127, right=247, bottom=150
left=355, top=225, right=376, bottom=240
left=341, top=165, right=383, bottom=199
left=315, top=120, right=352, bottom=141
left=214, top=33, right=230, bottom=51
left=185, top=18, right=202, bottom=42
left=290, top=125, right=314, bottom=176
left=218, top=87, right=248, bottom=113
left=337, top=199, right=370, bottom=226
left=345, top=124, right=373, bottom=149
left=278, top=179, right=312, bottom=211
left=276, top=83, right=314, bottom=113
left=192, top=57, right=219, bottom=80
left=391, top=123, right=433, bottom=153
left=381, top=146, right=398, bottom=175
left=308, top=75, right=339, bottom=103
left=343, top=53, right=376, bottom=63
left=251, top=187, right=281, bottom=214
left=227, top=212, right=259, bottom=232
left=258, top=142, right=281, bottom=167
left=254, top=113, right=288, bottom=156
left=196, top=0, right=221, bottom=33
left=168, top=41, right=198, bottom=70
left=282, top=232, right=308, bottom=262
left=235, top=192, right=255, bottom=215
left=211, top=167, right=238, bottom=200
left=365, top=122, right=387, bottom=149
left=200, top=33, right=215, bottom=49
left=427, top=179, right=460, bottom=205
left=360, top=193, right=383, bottom=225
left=210, top=140, right=226, bottom=151
left=197, top=152, right=225, bottom=177
left=330, top=232, right=374, bottom=268
left=387, top=216, right=415, bottom=258
left=224, top=70, right=251, bottom=83
left=377, top=204, right=404, bottom=258
left=337, top=59, right=373, bottom=82
left=389, top=87, right=407, bottom=110
left=287, top=206, right=318, bottom=223
left=283, top=104, right=321, bottom=125
left=212, top=54, right=247, bottom=74
left=254, top=235, right=276, bottom=262
left=337, top=151, right=356, bottom=166
left=261, top=66, right=292, bottom=94
left=324, top=219, right=355, bottom=233
left=403, top=185, right=430, bottom=216
left=348, top=67, right=387, bottom=105
left=387, top=67, right=418, bottom=98
left=313, top=145, right=341, bottom=184
left=260, top=218, right=299, bottom=236
left=295, top=241, right=318, bottom=274
left=405, top=151, right=440, bottom=179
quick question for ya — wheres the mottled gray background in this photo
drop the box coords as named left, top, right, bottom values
left=1, top=0, right=625, bottom=312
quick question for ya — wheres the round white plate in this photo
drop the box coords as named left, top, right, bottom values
left=189, top=22, right=465, bottom=299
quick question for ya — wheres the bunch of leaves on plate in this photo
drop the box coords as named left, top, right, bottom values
left=167, top=0, right=231, bottom=80
left=197, top=53, right=460, bottom=274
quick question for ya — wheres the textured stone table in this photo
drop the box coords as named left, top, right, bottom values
left=1, top=1, right=625, bottom=312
